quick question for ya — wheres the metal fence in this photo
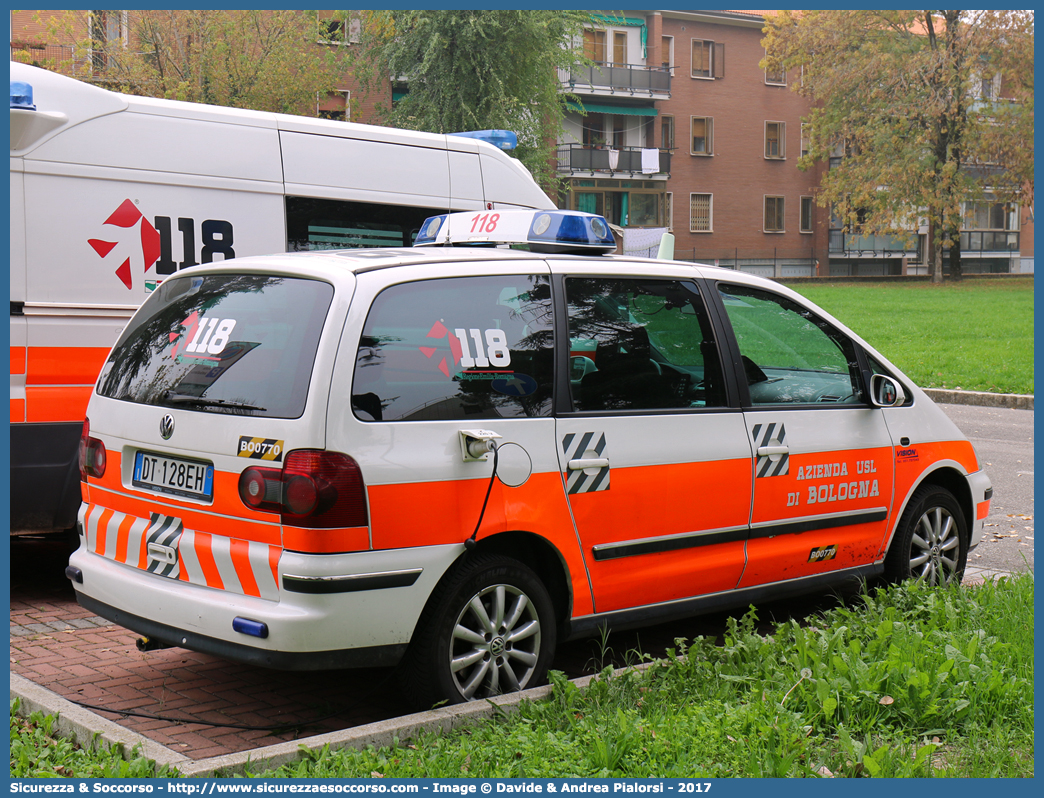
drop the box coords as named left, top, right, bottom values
left=561, top=64, right=671, bottom=94
left=557, top=144, right=671, bottom=176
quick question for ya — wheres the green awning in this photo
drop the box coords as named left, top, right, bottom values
left=566, top=101, right=657, bottom=117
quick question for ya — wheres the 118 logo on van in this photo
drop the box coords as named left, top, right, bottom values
left=88, top=200, right=235, bottom=292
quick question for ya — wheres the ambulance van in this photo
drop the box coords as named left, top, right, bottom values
left=9, top=61, right=553, bottom=535
left=68, top=209, right=992, bottom=708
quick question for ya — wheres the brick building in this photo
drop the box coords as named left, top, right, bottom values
left=558, top=10, right=828, bottom=277
left=558, top=9, right=1032, bottom=276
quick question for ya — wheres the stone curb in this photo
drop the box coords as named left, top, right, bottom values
left=9, top=673, right=191, bottom=771
left=921, top=388, right=1033, bottom=410
left=10, top=662, right=658, bottom=778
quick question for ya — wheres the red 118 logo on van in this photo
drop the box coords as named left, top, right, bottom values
left=87, top=199, right=161, bottom=291
left=88, top=200, right=236, bottom=291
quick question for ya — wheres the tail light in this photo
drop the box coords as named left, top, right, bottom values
left=78, top=418, right=107, bottom=480
left=238, top=450, right=368, bottom=528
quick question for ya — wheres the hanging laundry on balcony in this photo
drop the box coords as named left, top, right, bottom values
left=607, top=149, right=620, bottom=171
left=641, top=148, right=660, bottom=174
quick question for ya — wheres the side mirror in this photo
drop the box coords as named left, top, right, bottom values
left=870, top=374, right=906, bottom=407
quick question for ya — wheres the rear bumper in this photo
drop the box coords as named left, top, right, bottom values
left=76, top=592, right=407, bottom=670
left=68, top=539, right=464, bottom=669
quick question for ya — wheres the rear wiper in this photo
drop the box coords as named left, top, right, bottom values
left=163, top=392, right=266, bottom=412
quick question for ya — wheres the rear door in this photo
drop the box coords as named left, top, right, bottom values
left=712, top=281, right=894, bottom=587
left=551, top=263, right=752, bottom=615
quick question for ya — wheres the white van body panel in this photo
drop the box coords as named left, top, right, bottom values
left=10, top=61, right=553, bottom=533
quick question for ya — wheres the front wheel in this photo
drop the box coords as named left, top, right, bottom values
left=884, top=485, right=968, bottom=586
left=399, top=554, right=557, bottom=709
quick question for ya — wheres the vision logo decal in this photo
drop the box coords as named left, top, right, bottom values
left=238, top=437, right=284, bottom=461
left=88, top=199, right=161, bottom=291
left=144, top=513, right=183, bottom=579
left=808, top=544, right=838, bottom=563
left=562, top=431, right=609, bottom=494
left=419, top=321, right=511, bottom=377
left=752, top=422, right=789, bottom=477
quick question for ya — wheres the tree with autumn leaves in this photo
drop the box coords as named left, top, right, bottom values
left=21, top=10, right=352, bottom=116
left=763, top=10, right=1033, bottom=281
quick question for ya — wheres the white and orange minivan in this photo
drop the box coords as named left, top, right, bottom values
left=68, top=210, right=992, bottom=708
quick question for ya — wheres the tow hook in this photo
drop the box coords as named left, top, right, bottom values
left=136, top=636, right=173, bottom=652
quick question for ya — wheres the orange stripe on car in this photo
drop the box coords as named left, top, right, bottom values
left=114, top=513, right=134, bottom=563
left=229, top=537, right=259, bottom=597
left=191, top=531, right=225, bottom=591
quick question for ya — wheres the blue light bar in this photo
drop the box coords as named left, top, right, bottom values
left=448, top=129, right=518, bottom=150
left=413, top=209, right=616, bottom=254
left=527, top=211, right=616, bottom=253
left=11, top=81, right=36, bottom=111
left=414, top=214, right=447, bottom=245
left=232, top=616, right=269, bottom=639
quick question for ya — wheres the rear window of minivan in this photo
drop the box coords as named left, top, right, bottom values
left=97, top=274, right=333, bottom=418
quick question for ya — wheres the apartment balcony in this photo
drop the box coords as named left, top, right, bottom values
left=559, top=63, right=670, bottom=99
left=557, top=144, right=671, bottom=177
left=961, top=230, right=1019, bottom=254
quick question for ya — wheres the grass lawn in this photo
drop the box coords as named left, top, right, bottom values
left=786, top=277, right=1034, bottom=395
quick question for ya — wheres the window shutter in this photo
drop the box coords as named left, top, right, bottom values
left=713, top=42, right=725, bottom=78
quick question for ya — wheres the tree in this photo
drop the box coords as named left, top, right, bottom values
left=762, top=10, right=1034, bottom=282
left=348, top=10, right=591, bottom=191
left=23, top=10, right=351, bottom=116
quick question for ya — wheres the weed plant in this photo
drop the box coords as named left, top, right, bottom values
left=9, top=704, right=180, bottom=778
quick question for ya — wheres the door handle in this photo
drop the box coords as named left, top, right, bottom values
left=757, top=445, right=789, bottom=457
left=568, top=457, right=610, bottom=471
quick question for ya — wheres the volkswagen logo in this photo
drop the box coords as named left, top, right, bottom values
left=159, top=414, right=175, bottom=440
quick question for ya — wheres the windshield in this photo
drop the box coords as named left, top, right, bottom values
left=97, top=274, right=334, bottom=418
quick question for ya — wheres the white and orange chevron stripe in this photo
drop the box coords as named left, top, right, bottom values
left=78, top=503, right=281, bottom=601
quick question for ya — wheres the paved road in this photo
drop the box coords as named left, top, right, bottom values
left=939, top=403, right=1034, bottom=574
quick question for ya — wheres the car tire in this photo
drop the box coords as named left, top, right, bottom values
left=399, top=553, right=556, bottom=709
left=883, top=485, right=968, bottom=586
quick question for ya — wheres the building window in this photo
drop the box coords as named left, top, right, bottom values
left=691, top=39, right=723, bottom=79
left=661, top=116, right=675, bottom=150
left=662, top=36, right=674, bottom=73
left=583, top=114, right=605, bottom=148
left=979, top=72, right=1002, bottom=101
left=764, top=49, right=786, bottom=85
left=691, top=116, right=714, bottom=155
left=665, top=192, right=674, bottom=232
left=613, top=31, right=627, bottom=64
left=764, top=196, right=785, bottom=232
left=963, top=200, right=1018, bottom=231
left=800, top=124, right=811, bottom=158
left=690, top=193, right=713, bottom=232
left=318, top=12, right=360, bottom=44
left=765, top=121, right=786, bottom=159
left=800, top=196, right=814, bottom=233
left=585, top=29, right=607, bottom=64
left=317, top=90, right=351, bottom=122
